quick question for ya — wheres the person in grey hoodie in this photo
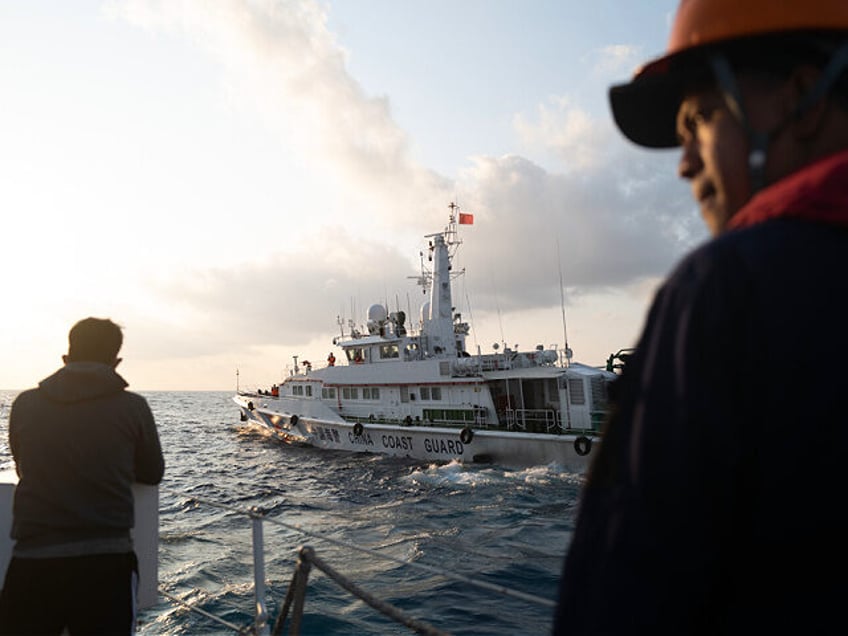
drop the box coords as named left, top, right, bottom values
left=0, top=317, right=164, bottom=635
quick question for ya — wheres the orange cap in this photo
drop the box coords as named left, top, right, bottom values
left=610, top=0, right=848, bottom=148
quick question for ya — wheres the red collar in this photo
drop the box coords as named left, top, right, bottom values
left=727, top=150, right=848, bottom=231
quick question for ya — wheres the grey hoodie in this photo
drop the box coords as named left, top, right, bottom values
left=8, top=362, right=164, bottom=557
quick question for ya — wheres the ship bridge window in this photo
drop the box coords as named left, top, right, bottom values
left=342, top=387, right=359, bottom=400
left=305, top=385, right=312, bottom=397
left=292, top=385, right=304, bottom=396
left=362, top=387, right=380, bottom=400
left=321, top=387, right=336, bottom=399
left=346, top=348, right=366, bottom=364
left=380, top=344, right=399, bottom=359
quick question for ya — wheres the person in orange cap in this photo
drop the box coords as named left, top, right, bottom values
left=554, top=1, right=848, bottom=633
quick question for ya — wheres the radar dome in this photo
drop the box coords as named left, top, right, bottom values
left=368, top=304, right=388, bottom=323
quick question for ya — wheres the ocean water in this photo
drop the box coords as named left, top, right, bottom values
left=0, top=390, right=582, bottom=635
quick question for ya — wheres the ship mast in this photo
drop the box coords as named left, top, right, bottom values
left=422, top=203, right=464, bottom=358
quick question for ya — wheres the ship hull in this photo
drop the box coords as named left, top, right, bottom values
left=235, top=394, right=598, bottom=472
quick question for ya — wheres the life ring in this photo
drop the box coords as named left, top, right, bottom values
left=574, top=435, right=592, bottom=456
left=353, top=422, right=364, bottom=436
left=247, top=401, right=255, bottom=411
left=460, top=426, right=474, bottom=444
left=290, top=414, right=299, bottom=426
left=403, top=416, right=412, bottom=426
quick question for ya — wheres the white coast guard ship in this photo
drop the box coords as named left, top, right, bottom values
left=234, top=205, right=618, bottom=471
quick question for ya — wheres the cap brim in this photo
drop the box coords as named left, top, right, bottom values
left=609, top=70, right=685, bottom=149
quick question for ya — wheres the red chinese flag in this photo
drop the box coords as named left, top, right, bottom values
left=459, top=212, right=474, bottom=225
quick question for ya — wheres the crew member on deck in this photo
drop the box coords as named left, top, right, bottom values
left=0, top=317, right=165, bottom=635
left=554, top=2, right=848, bottom=634
left=327, top=352, right=336, bottom=367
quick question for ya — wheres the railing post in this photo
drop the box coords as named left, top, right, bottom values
left=251, top=507, right=270, bottom=636
left=290, top=546, right=314, bottom=635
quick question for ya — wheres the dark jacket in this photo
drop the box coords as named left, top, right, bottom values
left=9, top=362, right=164, bottom=556
left=554, top=151, right=848, bottom=634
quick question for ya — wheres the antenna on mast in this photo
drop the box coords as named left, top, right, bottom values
left=556, top=238, right=571, bottom=367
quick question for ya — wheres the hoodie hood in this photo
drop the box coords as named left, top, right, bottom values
left=38, top=362, right=129, bottom=404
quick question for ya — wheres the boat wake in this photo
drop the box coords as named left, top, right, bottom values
left=405, top=458, right=584, bottom=488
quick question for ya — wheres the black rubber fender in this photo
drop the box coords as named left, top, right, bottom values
left=460, top=426, right=474, bottom=444
left=574, top=435, right=592, bottom=456
left=290, top=414, right=299, bottom=426
left=353, top=422, right=364, bottom=436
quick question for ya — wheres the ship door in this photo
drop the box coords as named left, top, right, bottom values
left=558, top=377, right=572, bottom=429
left=398, top=386, right=414, bottom=420
left=563, top=376, right=589, bottom=429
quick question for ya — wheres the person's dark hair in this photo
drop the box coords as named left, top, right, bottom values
left=67, top=317, right=123, bottom=363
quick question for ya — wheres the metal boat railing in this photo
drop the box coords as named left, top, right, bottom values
left=159, top=487, right=556, bottom=635
left=504, top=408, right=559, bottom=432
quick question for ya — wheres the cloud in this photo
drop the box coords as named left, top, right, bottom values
left=453, top=150, right=698, bottom=313
left=514, top=96, right=614, bottom=171
left=109, top=0, right=451, bottom=225
left=591, top=44, right=643, bottom=78
left=130, top=227, right=418, bottom=359
left=108, top=0, right=705, bottom=373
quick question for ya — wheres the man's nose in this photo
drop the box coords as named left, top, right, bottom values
left=677, top=138, right=702, bottom=179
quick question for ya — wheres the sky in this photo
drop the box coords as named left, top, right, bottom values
left=0, top=0, right=701, bottom=391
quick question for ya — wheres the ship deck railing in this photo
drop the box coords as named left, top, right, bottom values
left=504, top=408, right=560, bottom=433
left=157, top=486, right=557, bottom=635
left=502, top=409, right=601, bottom=436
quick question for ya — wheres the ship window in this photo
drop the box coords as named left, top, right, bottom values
left=372, top=387, right=379, bottom=399
left=362, top=387, right=380, bottom=400
left=568, top=378, right=586, bottom=405
left=346, top=348, right=366, bottom=364
left=420, top=387, right=430, bottom=400
left=431, top=387, right=442, bottom=400
left=305, top=385, right=312, bottom=397
left=350, top=387, right=359, bottom=399
left=292, top=385, right=304, bottom=396
left=380, top=344, right=399, bottom=359
left=322, top=387, right=337, bottom=399
left=342, top=387, right=350, bottom=400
